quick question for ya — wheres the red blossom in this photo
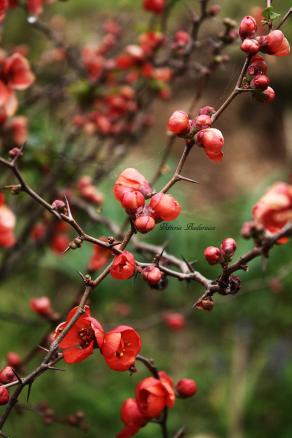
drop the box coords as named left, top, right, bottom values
left=101, top=325, right=141, bottom=371
left=114, top=168, right=152, bottom=203
left=110, top=251, right=136, bottom=280
left=136, top=372, right=175, bottom=419
left=54, top=306, right=104, bottom=364
left=260, top=30, right=290, bottom=57
left=3, top=53, right=35, bottom=90
left=30, top=296, right=53, bottom=317
left=149, top=193, right=181, bottom=222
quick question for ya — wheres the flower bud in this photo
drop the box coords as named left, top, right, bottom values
left=176, top=379, right=197, bottom=398
left=30, top=296, right=53, bottom=317
left=142, top=266, right=162, bottom=285
left=198, top=106, right=216, bottom=116
left=254, top=86, right=276, bottom=103
left=150, top=193, right=181, bottom=222
left=167, top=110, right=190, bottom=136
left=0, top=366, right=16, bottom=384
left=6, top=352, right=21, bottom=368
left=221, top=237, right=237, bottom=258
left=251, top=74, right=270, bottom=90
left=240, top=38, right=260, bottom=54
left=134, top=215, right=156, bottom=233
left=50, top=234, right=70, bottom=254
left=0, top=386, right=9, bottom=405
left=163, top=312, right=186, bottom=331
left=51, top=199, right=66, bottom=212
left=195, top=297, right=214, bottom=311
left=121, top=398, right=147, bottom=427
left=239, top=16, right=257, bottom=40
left=122, top=190, right=145, bottom=214
left=173, top=31, right=191, bottom=48
left=193, top=114, right=212, bottom=131
left=204, top=246, right=222, bottom=265
left=247, top=55, right=268, bottom=76
left=260, top=30, right=290, bottom=57
left=195, top=128, right=224, bottom=162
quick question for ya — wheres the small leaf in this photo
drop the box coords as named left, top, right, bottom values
left=262, top=6, right=281, bottom=21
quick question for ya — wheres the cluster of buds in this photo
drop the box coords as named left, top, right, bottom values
left=54, top=305, right=141, bottom=371
left=167, top=107, right=225, bottom=162
left=0, top=351, right=22, bottom=406
left=117, top=373, right=197, bottom=437
left=239, top=15, right=290, bottom=102
left=76, top=176, right=104, bottom=206
left=114, top=168, right=181, bottom=234
left=0, top=193, right=16, bottom=248
left=204, top=237, right=237, bottom=265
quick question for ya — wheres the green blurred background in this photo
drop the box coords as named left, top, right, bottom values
left=1, top=0, right=292, bottom=437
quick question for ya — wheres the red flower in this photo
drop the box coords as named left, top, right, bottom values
left=114, top=168, right=152, bottom=203
left=54, top=306, right=104, bottom=364
left=0, top=386, right=9, bottom=405
left=117, top=398, right=147, bottom=437
left=195, top=128, right=224, bottom=162
left=89, top=239, right=111, bottom=271
left=6, top=116, right=28, bottom=145
left=167, top=110, right=190, bottom=135
left=110, top=251, right=136, bottom=280
left=3, top=53, right=35, bottom=90
left=136, top=372, right=175, bottom=419
left=50, top=233, right=70, bottom=254
left=6, top=352, right=21, bottom=368
left=252, top=182, right=292, bottom=235
left=101, top=325, right=141, bottom=371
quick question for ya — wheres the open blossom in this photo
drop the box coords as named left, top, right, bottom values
left=136, top=371, right=175, bottom=419
left=252, top=182, right=292, bottom=234
left=114, top=168, right=152, bottom=202
left=101, top=325, right=141, bottom=371
left=110, top=251, right=136, bottom=280
left=54, top=306, right=104, bottom=364
left=117, top=398, right=147, bottom=438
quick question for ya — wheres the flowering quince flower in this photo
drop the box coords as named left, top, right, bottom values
left=117, top=398, right=147, bottom=438
left=53, top=306, right=104, bottom=364
left=3, top=53, right=35, bottom=90
left=89, top=239, right=111, bottom=272
left=136, top=371, right=175, bottom=419
left=101, top=325, right=141, bottom=371
left=114, top=168, right=152, bottom=203
left=149, top=192, right=181, bottom=222
left=195, top=127, right=224, bottom=162
left=252, top=182, right=292, bottom=238
left=110, top=251, right=136, bottom=280
left=260, top=30, right=290, bottom=57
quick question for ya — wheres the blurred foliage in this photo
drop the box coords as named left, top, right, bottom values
left=0, top=0, right=292, bottom=437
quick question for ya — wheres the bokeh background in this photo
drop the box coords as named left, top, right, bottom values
left=0, top=1, right=292, bottom=437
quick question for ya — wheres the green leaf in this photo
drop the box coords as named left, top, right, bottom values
left=262, top=6, right=281, bottom=21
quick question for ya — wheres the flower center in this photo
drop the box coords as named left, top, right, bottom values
left=79, top=327, right=94, bottom=349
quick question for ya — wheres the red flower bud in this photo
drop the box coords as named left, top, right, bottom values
left=198, top=106, right=215, bottom=116
left=239, top=16, right=257, bottom=40
left=193, top=114, right=212, bottom=131
left=150, top=193, right=181, bottom=222
left=51, top=199, right=66, bottom=211
left=167, top=110, right=190, bottom=136
left=8, top=147, right=22, bottom=158
left=122, top=190, right=145, bottom=214
left=6, top=352, right=21, bottom=368
left=134, top=215, right=156, bottom=234
left=173, top=31, right=191, bottom=48
left=0, top=366, right=17, bottom=384
left=163, top=312, right=186, bottom=331
left=221, top=237, right=237, bottom=258
left=254, top=86, right=276, bottom=103
left=251, top=74, right=270, bottom=90
left=204, top=246, right=222, bottom=265
left=260, top=30, right=290, bottom=57
left=143, top=0, right=165, bottom=14
left=142, top=266, right=162, bottom=285
left=50, top=234, right=70, bottom=254
left=195, top=297, right=214, bottom=311
left=0, top=386, right=9, bottom=405
left=195, top=128, right=224, bottom=162
left=208, top=4, right=221, bottom=16
left=240, top=38, right=260, bottom=54
left=110, top=251, right=136, bottom=280
left=121, top=398, right=147, bottom=427
left=30, top=296, right=53, bottom=317
left=176, top=379, right=197, bottom=398
left=136, top=372, right=175, bottom=419
left=247, top=55, right=268, bottom=76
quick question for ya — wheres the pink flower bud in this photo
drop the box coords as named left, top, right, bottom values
left=150, top=193, right=181, bottom=222
left=167, top=110, right=190, bottom=136
left=198, top=106, right=216, bottom=116
left=0, top=366, right=16, bottom=384
left=0, top=386, right=9, bottom=405
left=122, top=190, right=145, bottom=214
left=239, top=16, right=257, bottom=40
left=142, top=266, right=162, bottom=285
left=240, top=38, right=260, bottom=54
left=251, top=74, right=270, bottom=90
left=221, top=237, right=237, bottom=258
left=134, top=215, right=156, bottom=233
